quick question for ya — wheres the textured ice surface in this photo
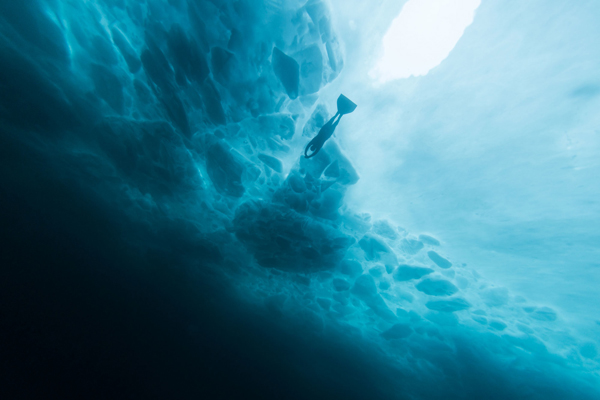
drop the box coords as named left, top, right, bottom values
left=426, top=298, right=471, bottom=313
left=416, top=277, right=459, bottom=296
left=393, top=265, right=433, bottom=281
left=427, top=250, right=452, bottom=269
left=1, top=0, right=599, bottom=398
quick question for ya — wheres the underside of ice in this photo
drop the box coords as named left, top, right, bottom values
left=1, top=0, right=599, bottom=398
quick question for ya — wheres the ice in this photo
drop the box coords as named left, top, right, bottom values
left=517, top=324, right=534, bottom=334
left=233, top=201, right=354, bottom=272
left=2, top=0, right=600, bottom=398
left=529, top=306, right=558, bottom=322
left=317, top=297, right=331, bottom=310
left=332, top=278, right=350, bottom=291
left=425, top=311, right=458, bottom=327
left=416, top=278, right=459, bottom=296
left=380, top=323, right=412, bottom=340
left=358, top=235, right=389, bottom=261
left=310, top=188, right=344, bottom=219
left=336, top=0, right=600, bottom=354
left=418, top=234, right=440, bottom=246
left=272, top=47, right=299, bottom=99
left=295, top=44, right=323, bottom=95
left=580, top=343, right=598, bottom=359
left=504, top=335, right=548, bottom=355
left=258, top=154, right=283, bottom=173
left=206, top=142, right=246, bottom=197
left=97, top=120, right=202, bottom=197
left=89, top=64, right=124, bottom=113
left=351, top=274, right=396, bottom=321
left=340, top=260, right=363, bottom=277
left=372, top=220, right=398, bottom=241
left=256, top=114, right=296, bottom=140
left=425, top=298, right=470, bottom=312
left=480, top=287, right=509, bottom=307
left=0, top=1, right=69, bottom=63
left=200, top=79, right=227, bottom=125
left=287, top=171, right=307, bottom=193
left=210, top=47, right=238, bottom=85
left=427, top=251, right=452, bottom=269
left=111, top=27, right=142, bottom=73
left=333, top=291, right=349, bottom=305
left=140, top=38, right=175, bottom=94
left=298, top=141, right=358, bottom=186
left=393, top=265, right=434, bottom=281
left=166, top=25, right=209, bottom=83
left=489, top=320, right=507, bottom=331
left=323, top=160, right=340, bottom=178
left=351, top=274, right=378, bottom=297
left=368, top=265, right=384, bottom=277
left=399, top=238, right=424, bottom=255
left=303, top=103, right=329, bottom=137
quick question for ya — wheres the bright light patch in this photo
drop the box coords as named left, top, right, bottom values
left=371, top=0, right=481, bottom=82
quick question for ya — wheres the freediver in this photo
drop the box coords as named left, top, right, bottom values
left=304, top=94, right=357, bottom=158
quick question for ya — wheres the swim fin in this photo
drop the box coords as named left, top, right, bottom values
left=337, top=94, right=357, bottom=115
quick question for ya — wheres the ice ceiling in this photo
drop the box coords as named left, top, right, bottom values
left=1, top=0, right=599, bottom=398
left=372, top=0, right=481, bottom=81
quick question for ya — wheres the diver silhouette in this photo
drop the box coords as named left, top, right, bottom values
left=304, top=94, right=357, bottom=158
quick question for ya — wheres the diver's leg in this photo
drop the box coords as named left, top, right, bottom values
left=324, top=113, right=338, bottom=129
left=305, top=137, right=319, bottom=157
left=332, top=114, right=342, bottom=129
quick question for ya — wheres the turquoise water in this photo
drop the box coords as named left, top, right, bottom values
left=1, top=1, right=598, bottom=398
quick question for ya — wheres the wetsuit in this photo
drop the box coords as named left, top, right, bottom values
left=304, top=113, right=342, bottom=158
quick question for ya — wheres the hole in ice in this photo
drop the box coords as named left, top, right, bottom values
left=371, top=0, right=481, bottom=82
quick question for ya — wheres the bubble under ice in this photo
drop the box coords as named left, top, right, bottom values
left=0, top=0, right=599, bottom=399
